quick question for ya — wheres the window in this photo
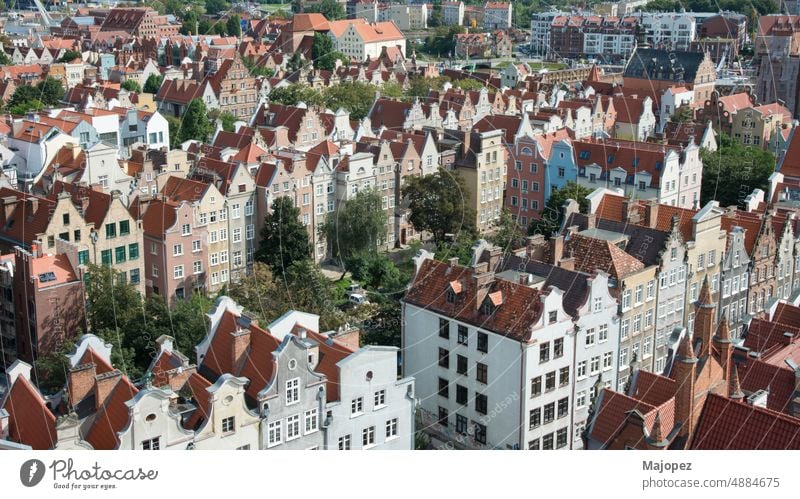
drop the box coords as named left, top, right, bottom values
left=286, top=414, right=300, bottom=440
left=473, top=422, right=487, bottom=444
left=556, top=428, right=568, bottom=448
left=128, top=243, right=139, bottom=260
left=222, top=416, right=235, bottom=433
left=622, top=289, right=631, bottom=309
left=438, top=377, right=449, bottom=398
left=286, top=378, right=299, bottom=405
left=338, top=435, right=351, bottom=450
left=457, top=354, right=467, bottom=375
left=554, top=338, right=563, bottom=358
left=577, top=360, right=587, bottom=378
left=268, top=421, right=282, bottom=447
left=475, top=393, right=488, bottom=415
left=576, top=390, right=587, bottom=409
left=456, top=414, right=468, bottom=434
left=590, top=356, right=600, bottom=374
left=635, top=284, right=643, bottom=305
left=477, top=332, right=488, bottom=353
left=246, top=224, right=255, bottom=240
left=351, top=397, right=364, bottom=415
left=374, top=389, right=386, bottom=408
left=540, top=342, right=550, bottom=363
left=173, top=243, right=183, bottom=256
left=439, top=348, right=450, bottom=368
left=544, top=402, right=555, bottom=424
left=105, top=223, right=116, bottom=239
left=115, top=246, right=126, bottom=263
left=78, top=250, right=89, bottom=266
left=152, top=264, right=159, bottom=277
left=304, top=409, right=318, bottom=434
left=386, top=418, right=398, bottom=439
left=621, top=319, right=630, bottom=340
left=603, top=352, right=613, bottom=370
left=119, top=220, right=130, bottom=236
left=476, top=362, right=488, bottom=384
left=233, top=228, right=242, bottom=243
left=535, top=369, right=552, bottom=395
left=456, top=384, right=468, bottom=404
left=559, top=366, right=569, bottom=386
left=141, top=437, right=160, bottom=450
left=438, top=407, right=448, bottom=426
left=529, top=408, right=541, bottom=429
left=457, top=325, right=468, bottom=345
left=530, top=376, right=542, bottom=397
left=646, top=280, right=655, bottom=299
left=548, top=310, right=557, bottom=323
left=192, top=240, right=201, bottom=252
left=598, top=324, right=608, bottom=342
left=173, top=265, right=184, bottom=279
left=585, top=328, right=596, bottom=346
left=439, top=318, right=449, bottom=338
left=557, top=397, right=568, bottom=418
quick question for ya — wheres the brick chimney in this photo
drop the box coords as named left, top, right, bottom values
left=94, top=370, right=123, bottom=411
left=712, top=317, right=733, bottom=380
left=486, top=245, right=503, bottom=272
left=26, top=197, right=38, bottom=216
left=68, top=363, right=97, bottom=408
left=673, top=334, right=697, bottom=440
left=526, top=235, right=547, bottom=260
left=1, top=196, right=18, bottom=223
left=586, top=212, right=597, bottom=229
left=694, top=277, right=716, bottom=359
left=231, top=327, right=251, bottom=375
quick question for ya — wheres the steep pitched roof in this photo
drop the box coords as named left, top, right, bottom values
left=564, top=233, right=645, bottom=280
left=161, top=176, right=209, bottom=203
left=691, top=393, right=800, bottom=449
left=83, top=376, right=139, bottom=450
left=1, top=375, right=57, bottom=450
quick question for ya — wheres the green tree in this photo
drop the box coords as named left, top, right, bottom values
left=420, top=25, right=465, bottom=57
left=321, top=188, right=387, bottom=275
left=57, top=49, right=81, bottom=63
left=166, top=115, right=183, bottom=148
left=178, top=98, right=214, bottom=144
left=0, top=50, right=10, bottom=65
left=528, top=181, right=592, bottom=238
left=269, top=83, right=324, bottom=106
left=286, top=51, right=305, bottom=73
left=670, top=105, right=693, bottom=124
left=143, top=73, right=164, bottom=94
left=453, top=78, right=485, bottom=91
left=490, top=209, right=525, bottom=253
left=700, top=134, right=775, bottom=207
left=255, top=196, right=312, bottom=271
left=305, top=0, right=345, bottom=20
left=226, top=14, right=242, bottom=37
left=121, top=79, right=142, bottom=93
left=402, top=169, right=476, bottom=246
left=36, top=77, right=65, bottom=106
left=180, top=10, right=199, bottom=35
left=311, top=32, right=347, bottom=71
left=323, top=81, right=376, bottom=121
left=381, top=81, right=405, bottom=99
left=361, top=300, right=401, bottom=347
left=242, top=56, right=275, bottom=77
left=405, top=75, right=449, bottom=100
left=205, top=0, right=230, bottom=15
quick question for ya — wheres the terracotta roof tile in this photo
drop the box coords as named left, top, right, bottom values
left=2, top=375, right=57, bottom=449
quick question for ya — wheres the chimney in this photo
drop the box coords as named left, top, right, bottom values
left=586, top=212, right=597, bottom=229
left=526, top=234, right=547, bottom=260
left=1, top=196, right=17, bottom=223
left=472, top=262, right=494, bottom=309
left=551, top=235, right=565, bottom=265
left=26, top=197, right=38, bottom=215
left=30, top=240, right=41, bottom=258
left=231, top=327, right=251, bottom=374
left=68, top=363, right=97, bottom=408
left=0, top=408, right=8, bottom=440
left=449, top=257, right=459, bottom=267
left=646, top=200, right=659, bottom=229
left=673, top=334, right=698, bottom=440
left=94, top=370, right=123, bottom=411
left=487, top=245, right=503, bottom=272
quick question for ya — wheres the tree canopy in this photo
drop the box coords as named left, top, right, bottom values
left=226, top=14, right=242, bottom=37
left=121, top=79, right=142, bottom=93
left=8, top=77, right=64, bottom=114
left=57, top=49, right=81, bottom=63
left=143, top=73, right=164, bottom=94
left=305, top=0, right=345, bottom=20
left=205, top=0, right=230, bottom=15
left=700, top=134, right=776, bottom=208
left=311, top=32, right=348, bottom=71
left=255, top=196, right=312, bottom=272
left=321, top=188, right=387, bottom=271
left=402, top=169, right=476, bottom=246
left=269, top=81, right=377, bottom=120
left=177, top=98, right=215, bottom=144
left=528, top=181, right=592, bottom=238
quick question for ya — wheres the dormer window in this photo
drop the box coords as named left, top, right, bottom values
left=481, top=300, right=495, bottom=315
left=446, top=289, right=456, bottom=303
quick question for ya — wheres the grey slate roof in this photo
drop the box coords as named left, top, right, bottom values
left=623, top=48, right=706, bottom=83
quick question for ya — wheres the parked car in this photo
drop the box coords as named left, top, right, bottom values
left=348, top=293, right=367, bottom=306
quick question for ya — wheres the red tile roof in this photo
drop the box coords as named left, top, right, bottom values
left=161, top=176, right=209, bottom=203
left=736, top=359, right=797, bottom=415
left=83, top=376, right=139, bottom=450
left=404, top=259, right=544, bottom=342
left=691, top=393, right=800, bottom=449
left=564, top=233, right=645, bottom=280
left=2, top=375, right=57, bottom=449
